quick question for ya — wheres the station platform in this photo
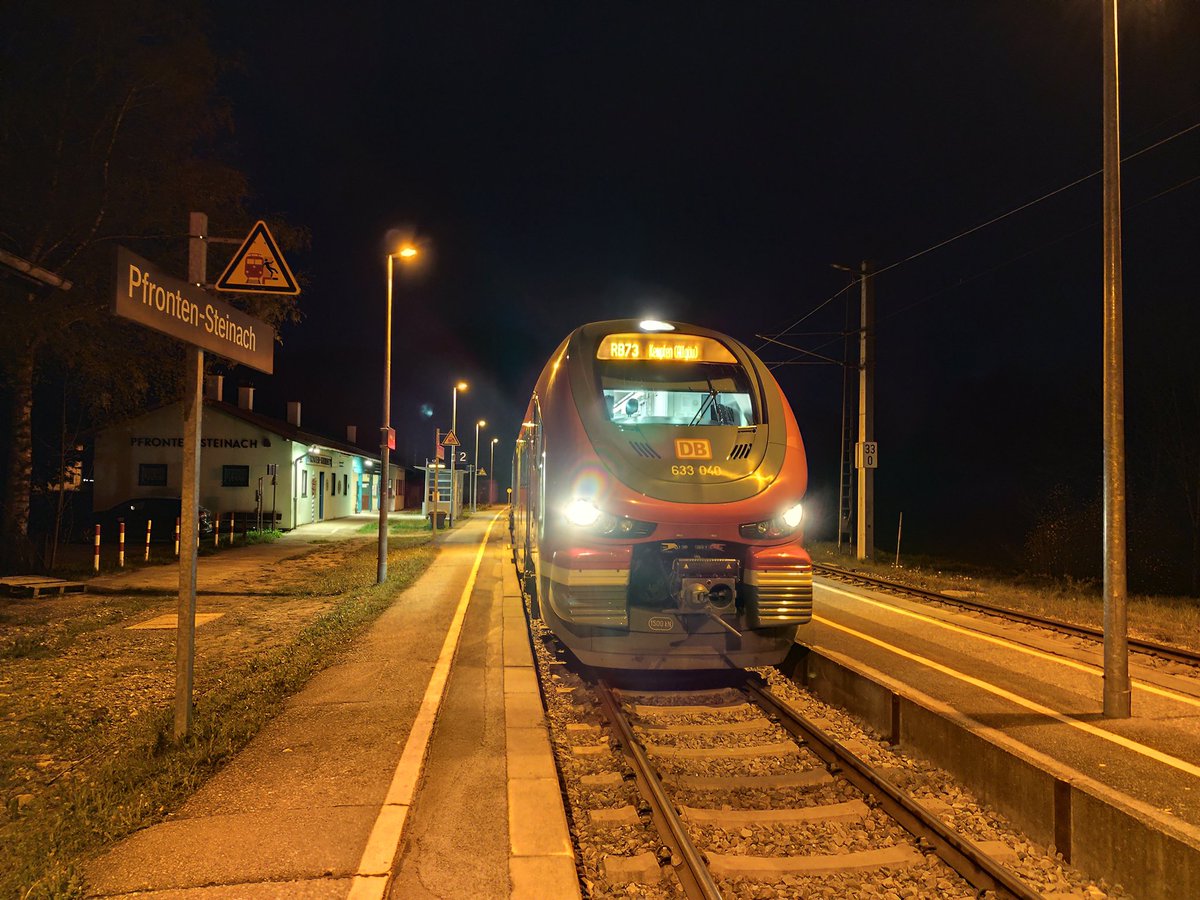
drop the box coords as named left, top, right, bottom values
left=803, top=577, right=1200, bottom=896
left=84, top=513, right=579, bottom=900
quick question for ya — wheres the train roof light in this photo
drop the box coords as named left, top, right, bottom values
left=639, top=319, right=675, bottom=332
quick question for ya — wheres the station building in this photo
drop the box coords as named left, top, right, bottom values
left=92, top=377, right=403, bottom=530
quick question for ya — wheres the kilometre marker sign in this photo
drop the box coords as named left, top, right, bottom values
left=114, top=246, right=274, bottom=374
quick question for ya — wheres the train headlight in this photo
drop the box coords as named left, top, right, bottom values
left=564, top=498, right=655, bottom=537
left=739, top=503, right=803, bottom=540
left=565, top=498, right=603, bottom=527
left=782, top=503, right=804, bottom=528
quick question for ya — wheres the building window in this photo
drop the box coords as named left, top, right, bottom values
left=221, top=465, right=250, bottom=487
left=343, top=474, right=348, bottom=496
left=138, top=463, right=167, bottom=486
left=301, top=469, right=308, bottom=497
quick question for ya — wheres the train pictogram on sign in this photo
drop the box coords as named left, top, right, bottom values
left=215, top=221, right=300, bottom=295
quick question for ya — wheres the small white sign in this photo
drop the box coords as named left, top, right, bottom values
left=857, top=441, right=879, bottom=469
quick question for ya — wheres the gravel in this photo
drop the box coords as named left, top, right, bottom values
left=531, top=603, right=1132, bottom=898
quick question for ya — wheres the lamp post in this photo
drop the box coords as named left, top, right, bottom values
left=473, top=420, right=486, bottom=513
left=1101, top=0, right=1130, bottom=719
left=378, top=243, right=419, bottom=584
left=489, top=437, right=498, bottom=506
left=451, top=381, right=467, bottom=525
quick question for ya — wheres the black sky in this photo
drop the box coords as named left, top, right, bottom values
left=204, top=1, right=1200, bottom=560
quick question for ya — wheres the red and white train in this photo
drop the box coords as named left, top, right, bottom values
left=511, top=319, right=812, bottom=669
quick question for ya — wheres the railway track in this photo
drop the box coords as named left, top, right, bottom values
left=813, top=562, right=1200, bottom=669
left=531, top=617, right=1057, bottom=897
left=585, top=676, right=1038, bottom=900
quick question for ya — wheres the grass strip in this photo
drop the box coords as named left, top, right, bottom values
left=3, top=541, right=436, bottom=900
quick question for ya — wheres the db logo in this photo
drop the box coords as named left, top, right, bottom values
left=674, top=439, right=712, bottom=459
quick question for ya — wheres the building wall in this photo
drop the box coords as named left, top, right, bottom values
left=94, top=403, right=384, bottom=530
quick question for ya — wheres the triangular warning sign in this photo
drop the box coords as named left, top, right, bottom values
left=215, top=221, right=300, bottom=295
left=442, top=430, right=460, bottom=446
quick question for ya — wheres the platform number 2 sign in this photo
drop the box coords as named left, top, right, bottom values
left=856, top=442, right=879, bottom=469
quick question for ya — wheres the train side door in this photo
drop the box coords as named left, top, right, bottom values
left=513, top=433, right=528, bottom=571
left=525, top=399, right=543, bottom=581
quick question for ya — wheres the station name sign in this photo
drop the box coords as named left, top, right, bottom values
left=130, top=437, right=260, bottom=448
left=114, top=247, right=274, bottom=374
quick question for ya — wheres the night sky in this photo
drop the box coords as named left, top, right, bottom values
left=202, top=2, right=1200, bottom=562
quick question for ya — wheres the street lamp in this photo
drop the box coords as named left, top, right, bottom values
left=473, top=420, right=486, bottom=513
left=378, top=242, right=420, bottom=584
left=489, top=437, right=499, bottom=506
left=450, top=381, right=467, bottom=525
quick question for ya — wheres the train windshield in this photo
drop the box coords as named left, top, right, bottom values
left=598, top=361, right=758, bottom=426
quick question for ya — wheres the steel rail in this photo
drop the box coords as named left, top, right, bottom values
left=743, top=675, right=1040, bottom=900
left=813, top=563, right=1200, bottom=668
left=594, top=680, right=723, bottom=900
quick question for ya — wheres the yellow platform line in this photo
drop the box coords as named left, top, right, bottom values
left=348, top=514, right=500, bottom=900
left=813, top=612, right=1200, bottom=780
left=818, top=583, right=1200, bottom=710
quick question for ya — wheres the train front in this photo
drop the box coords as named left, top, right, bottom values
left=539, top=319, right=812, bottom=669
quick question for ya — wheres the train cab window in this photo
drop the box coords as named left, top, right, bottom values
left=598, top=362, right=757, bottom=426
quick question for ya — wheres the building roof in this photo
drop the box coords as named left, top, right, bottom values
left=206, top=400, right=383, bottom=461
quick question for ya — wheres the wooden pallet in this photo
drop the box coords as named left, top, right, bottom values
left=0, top=576, right=87, bottom=598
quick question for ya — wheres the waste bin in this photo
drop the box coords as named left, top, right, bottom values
left=428, top=511, right=447, bottom=529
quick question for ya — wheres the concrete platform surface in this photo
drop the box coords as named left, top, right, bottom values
left=84, top=511, right=579, bottom=899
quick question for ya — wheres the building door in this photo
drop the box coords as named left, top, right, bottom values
left=361, top=476, right=372, bottom=512
left=318, top=472, right=325, bottom=520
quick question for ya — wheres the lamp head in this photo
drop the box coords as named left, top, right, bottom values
left=456, top=381, right=468, bottom=392
left=478, top=419, right=487, bottom=428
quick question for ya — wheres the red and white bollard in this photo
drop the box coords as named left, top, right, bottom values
left=229, top=512, right=235, bottom=545
left=118, top=521, right=125, bottom=568
left=93, top=525, right=101, bottom=572
left=174, top=516, right=181, bottom=557
left=145, top=519, right=153, bottom=562
left=214, top=514, right=220, bottom=548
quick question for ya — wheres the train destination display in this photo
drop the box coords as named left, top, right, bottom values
left=596, top=332, right=737, bottom=363
left=113, top=246, right=274, bottom=373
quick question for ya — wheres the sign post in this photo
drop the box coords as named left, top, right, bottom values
left=115, top=213, right=284, bottom=742
left=432, top=429, right=441, bottom=534
left=442, top=429, right=460, bottom=526
left=175, top=212, right=207, bottom=741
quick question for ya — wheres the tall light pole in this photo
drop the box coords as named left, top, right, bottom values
left=1101, top=0, right=1130, bottom=719
left=489, top=437, right=499, bottom=506
left=450, top=381, right=467, bottom=525
left=378, top=243, right=419, bottom=584
left=473, top=420, right=486, bottom=513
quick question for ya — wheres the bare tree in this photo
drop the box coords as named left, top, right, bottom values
left=0, top=2, right=302, bottom=567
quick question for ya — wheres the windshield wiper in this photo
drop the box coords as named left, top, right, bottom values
left=689, top=381, right=719, bottom=426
